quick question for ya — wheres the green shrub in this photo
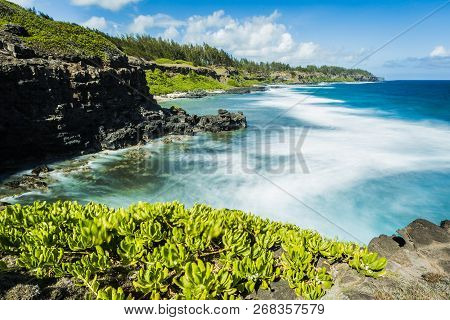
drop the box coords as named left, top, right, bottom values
left=174, top=59, right=194, bottom=66
left=146, top=69, right=229, bottom=95
left=154, top=58, right=194, bottom=66
left=0, top=201, right=387, bottom=300
left=154, top=58, right=176, bottom=65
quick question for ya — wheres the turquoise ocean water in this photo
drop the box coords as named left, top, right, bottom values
left=3, top=81, right=450, bottom=243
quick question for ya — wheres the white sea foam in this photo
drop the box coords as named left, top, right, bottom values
left=165, top=85, right=450, bottom=241
left=8, top=85, right=449, bottom=242
left=220, top=86, right=450, bottom=240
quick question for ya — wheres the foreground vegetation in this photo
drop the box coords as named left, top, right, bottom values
left=0, top=201, right=387, bottom=300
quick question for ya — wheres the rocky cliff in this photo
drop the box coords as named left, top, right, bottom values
left=0, top=25, right=246, bottom=173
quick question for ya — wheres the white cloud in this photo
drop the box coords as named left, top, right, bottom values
left=183, top=10, right=306, bottom=62
left=9, top=0, right=34, bottom=7
left=430, top=45, right=449, bottom=57
left=161, top=26, right=179, bottom=39
left=128, top=14, right=184, bottom=34
left=125, top=9, right=368, bottom=66
left=82, top=16, right=107, bottom=31
left=71, top=0, right=140, bottom=11
left=295, top=42, right=320, bottom=59
left=385, top=46, right=450, bottom=69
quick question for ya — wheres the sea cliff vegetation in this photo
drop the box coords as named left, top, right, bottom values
left=0, top=0, right=121, bottom=62
left=146, top=69, right=229, bottom=96
left=0, top=201, right=386, bottom=300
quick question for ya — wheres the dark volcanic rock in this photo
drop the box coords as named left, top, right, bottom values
left=196, top=109, right=247, bottom=132
left=4, top=174, right=48, bottom=191
left=246, top=280, right=298, bottom=300
left=0, top=201, right=11, bottom=211
left=1, top=24, right=29, bottom=37
left=0, top=31, right=246, bottom=172
left=226, top=86, right=267, bottom=94
left=31, top=165, right=52, bottom=176
left=128, top=56, right=221, bottom=80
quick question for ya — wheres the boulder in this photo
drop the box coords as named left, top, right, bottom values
left=195, top=110, right=247, bottom=133
left=324, top=219, right=450, bottom=300
left=246, top=280, right=298, bottom=300
left=1, top=24, right=29, bottom=37
left=31, top=165, right=52, bottom=176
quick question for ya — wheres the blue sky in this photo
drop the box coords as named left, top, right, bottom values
left=11, top=0, right=450, bottom=79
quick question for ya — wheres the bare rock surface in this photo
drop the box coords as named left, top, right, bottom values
left=323, top=219, right=450, bottom=299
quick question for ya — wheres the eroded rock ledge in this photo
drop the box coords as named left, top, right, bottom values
left=0, top=26, right=246, bottom=173
left=322, top=219, right=450, bottom=300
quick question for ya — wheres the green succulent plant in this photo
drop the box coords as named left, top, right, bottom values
left=0, top=200, right=387, bottom=300
left=149, top=242, right=188, bottom=270
left=222, top=229, right=251, bottom=258
left=233, top=251, right=280, bottom=292
left=117, top=236, right=146, bottom=265
left=294, top=281, right=325, bottom=300
left=175, top=259, right=219, bottom=299
left=68, top=219, right=110, bottom=251
left=97, top=286, right=133, bottom=300
left=349, top=248, right=387, bottom=277
left=17, top=245, right=64, bottom=277
left=139, top=220, right=164, bottom=245
left=133, top=262, right=171, bottom=299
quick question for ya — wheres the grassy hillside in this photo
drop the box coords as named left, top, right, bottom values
left=0, top=0, right=121, bottom=62
left=146, top=68, right=263, bottom=96
left=146, top=69, right=230, bottom=96
left=0, top=201, right=386, bottom=300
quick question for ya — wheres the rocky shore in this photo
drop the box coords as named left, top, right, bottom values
left=154, top=86, right=268, bottom=102
left=0, top=25, right=247, bottom=173
left=322, top=219, right=450, bottom=299
left=246, top=219, right=450, bottom=300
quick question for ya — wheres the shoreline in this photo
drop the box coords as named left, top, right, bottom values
left=153, top=80, right=380, bottom=102
left=154, top=85, right=269, bottom=102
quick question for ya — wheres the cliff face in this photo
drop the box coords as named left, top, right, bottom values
left=0, top=27, right=246, bottom=172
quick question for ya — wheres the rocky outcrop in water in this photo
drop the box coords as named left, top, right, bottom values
left=0, top=26, right=246, bottom=173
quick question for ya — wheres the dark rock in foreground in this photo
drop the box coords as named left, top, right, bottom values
left=0, top=27, right=246, bottom=173
left=323, top=219, right=450, bottom=300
